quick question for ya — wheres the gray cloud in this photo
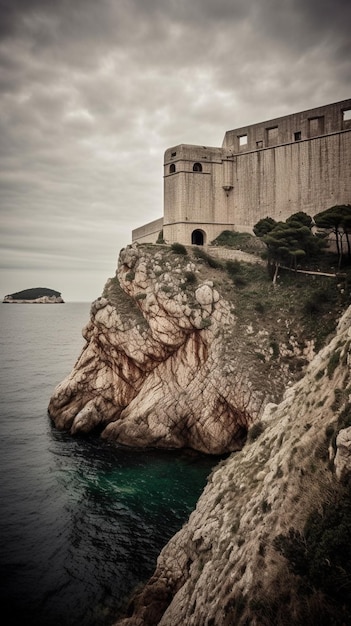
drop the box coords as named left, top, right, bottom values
left=0, top=0, right=349, bottom=300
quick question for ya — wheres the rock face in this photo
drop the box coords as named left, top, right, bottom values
left=114, top=305, right=351, bottom=626
left=47, top=242, right=351, bottom=623
left=49, top=245, right=269, bottom=453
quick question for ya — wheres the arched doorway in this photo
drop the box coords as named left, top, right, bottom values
left=191, top=229, right=206, bottom=245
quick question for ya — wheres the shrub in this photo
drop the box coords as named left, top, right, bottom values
left=248, top=421, right=265, bottom=441
left=226, top=259, right=241, bottom=276
left=184, top=271, right=197, bottom=285
left=304, top=287, right=338, bottom=317
left=273, top=482, right=351, bottom=615
left=156, top=230, right=165, bottom=243
left=171, top=242, right=187, bottom=255
left=212, top=230, right=255, bottom=249
left=193, top=247, right=222, bottom=268
left=234, top=276, right=247, bottom=288
left=254, top=301, right=266, bottom=314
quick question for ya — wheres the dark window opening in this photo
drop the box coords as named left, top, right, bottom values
left=193, top=162, right=202, bottom=172
left=294, top=131, right=301, bottom=141
left=169, top=163, right=176, bottom=173
left=171, top=151, right=177, bottom=157
left=191, top=229, right=205, bottom=245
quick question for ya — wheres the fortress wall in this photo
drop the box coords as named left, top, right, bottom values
left=132, top=217, right=164, bottom=244
left=227, top=130, right=351, bottom=227
left=164, top=171, right=214, bottom=223
left=163, top=221, right=235, bottom=246
left=133, top=101, right=351, bottom=246
left=223, top=100, right=351, bottom=151
left=163, top=172, right=186, bottom=223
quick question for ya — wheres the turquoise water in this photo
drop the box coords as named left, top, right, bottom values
left=0, top=303, right=220, bottom=625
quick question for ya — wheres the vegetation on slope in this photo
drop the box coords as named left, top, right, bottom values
left=103, top=240, right=351, bottom=413
left=5, top=287, right=62, bottom=300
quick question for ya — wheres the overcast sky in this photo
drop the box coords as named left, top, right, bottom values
left=1, top=0, right=350, bottom=301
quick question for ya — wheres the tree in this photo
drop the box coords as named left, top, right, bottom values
left=341, top=207, right=351, bottom=261
left=314, top=205, right=351, bottom=268
left=254, top=213, right=325, bottom=285
left=253, top=216, right=277, bottom=238
left=286, top=211, right=313, bottom=228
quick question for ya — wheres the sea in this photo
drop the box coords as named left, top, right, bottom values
left=0, top=302, right=220, bottom=626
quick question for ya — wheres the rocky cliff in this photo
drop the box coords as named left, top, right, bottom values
left=114, top=305, right=351, bottom=626
left=48, top=244, right=321, bottom=454
left=48, top=242, right=351, bottom=624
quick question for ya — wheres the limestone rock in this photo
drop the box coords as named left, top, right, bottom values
left=49, top=245, right=268, bottom=454
left=335, top=427, right=351, bottom=479
left=113, top=304, right=351, bottom=626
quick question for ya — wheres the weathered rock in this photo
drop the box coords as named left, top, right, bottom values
left=114, top=305, right=351, bottom=625
left=335, top=427, right=351, bottom=480
left=49, top=245, right=268, bottom=453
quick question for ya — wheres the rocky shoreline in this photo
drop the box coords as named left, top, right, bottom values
left=48, top=242, right=310, bottom=454
left=3, top=296, right=64, bottom=303
left=48, top=243, right=351, bottom=625
left=114, top=305, right=351, bottom=625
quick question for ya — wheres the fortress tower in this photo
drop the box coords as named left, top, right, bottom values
left=132, top=99, right=351, bottom=246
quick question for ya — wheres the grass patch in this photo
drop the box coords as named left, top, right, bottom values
left=211, top=230, right=265, bottom=254
left=193, top=247, right=223, bottom=269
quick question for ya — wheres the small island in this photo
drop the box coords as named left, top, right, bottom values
left=3, top=288, right=64, bottom=304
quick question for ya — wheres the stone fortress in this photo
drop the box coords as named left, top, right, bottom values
left=132, top=98, right=351, bottom=246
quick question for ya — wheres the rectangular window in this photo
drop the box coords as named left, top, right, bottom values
left=266, top=126, right=278, bottom=146
left=309, top=116, right=324, bottom=137
left=343, top=109, right=351, bottom=129
left=294, top=131, right=301, bottom=141
left=239, top=134, right=248, bottom=147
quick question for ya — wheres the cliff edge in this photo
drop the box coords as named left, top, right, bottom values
left=48, top=243, right=331, bottom=454
left=49, top=245, right=258, bottom=453
left=47, top=242, right=351, bottom=624
left=115, top=305, right=351, bottom=625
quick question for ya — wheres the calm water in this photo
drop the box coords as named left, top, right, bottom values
left=0, top=303, right=219, bottom=626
